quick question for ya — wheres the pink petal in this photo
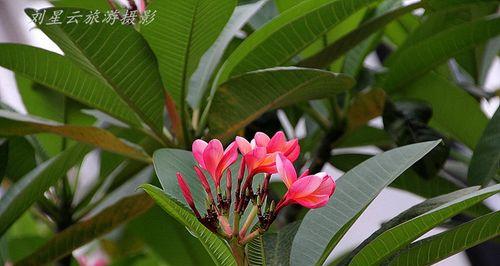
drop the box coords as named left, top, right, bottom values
left=293, top=194, right=330, bottom=208
left=203, top=139, right=223, bottom=181
left=284, top=139, right=300, bottom=162
left=254, top=132, right=270, bottom=147
left=236, top=136, right=252, bottom=155
left=267, top=131, right=286, bottom=152
left=287, top=174, right=323, bottom=198
left=192, top=139, right=208, bottom=168
left=314, top=174, right=335, bottom=196
left=215, top=142, right=238, bottom=181
left=276, top=153, right=297, bottom=188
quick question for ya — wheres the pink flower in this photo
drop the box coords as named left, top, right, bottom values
left=275, top=154, right=335, bottom=210
left=192, top=139, right=238, bottom=187
left=235, top=131, right=299, bottom=175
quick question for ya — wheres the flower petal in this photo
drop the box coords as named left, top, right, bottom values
left=287, top=174, right=323, bottom=198
left=192, top=139, right=208, bottom=168
left=203, top=139, right=223, bottom=181
left=284, top=139, right=300, bottom=162
left=215, top=142, right=238, bottom=180
left=267, top=131, right=286, bottom=152
left=276, top=153, right=297, bottom=188
left=254, top=132, right=270, bottom=147
left=236, top=136, right=252, bottom=155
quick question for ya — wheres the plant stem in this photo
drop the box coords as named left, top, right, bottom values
left=229, top=238, right=247, bottom=266
left=239, top=205, right=258, bottom=239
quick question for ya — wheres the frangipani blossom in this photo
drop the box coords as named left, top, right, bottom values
left=192, top=139, right=238, bottom=187
left=275, top=154, right=335, bottom=210
left=235, top=131, right=299, bottom=175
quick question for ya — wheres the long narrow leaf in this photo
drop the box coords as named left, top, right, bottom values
left=386, top=211, right=500, bottom=265
left=14, top=193, right=154, bottom=265
left=27, top=8, right=165, bottom=136
left=0, top=110, right=150, bottom=162
left=468, top=107, right=500, bottom=185
left=208, top=67, right=354, bottom=140
left=0, top=144, right=92, bottom=236
left=217, top=0, right=380, bottom=83
left=349, top=184, right=500, bottom=265
left=383, top=15, right=500, bottom=91
left=290, top=140, right=441, bottom=266
left=188, top=0, right=268, bottom=109
left=0, top=44, right=141, bottom=127
left=142, top=0, right=236, bottom=108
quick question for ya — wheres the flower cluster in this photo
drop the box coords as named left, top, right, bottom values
left=176, top=131, right=335, bottom=245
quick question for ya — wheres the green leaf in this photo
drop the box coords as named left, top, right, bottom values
left=298, top=1, right=422, bottom=69
left=0, top=140, right=7, bottom=184
left=15, top=193, right=154, bottom=265
left=217, top=0, right=380, bottom=82
left=468, top=107, right=500, bottom=185
left=1, top=137, right=37, bottom=183
left=339, top=186, right=479, bottom=265
left=0, top=44, right=141, bottom=128
left=0, top=143, right=91, bottom=236
left=141, top=184, right=236, bottom=266
left=262, top=222, right=300, bottom=266
left=386, top=211, right=500, bottom=265
left=188, top=0, right=267, bottom=109
left=27, top=8, right=165, bottom=136
left=336, top=126, right=393, bottom=148
left=383, top=15, right=500, bottom=91
left=290, top=140, right=441, bottom=266
left=0, top=110, right=150, bottom=162
left=349, top=184, right=500, bottom=265
left=126, top=206, right=213, bottom=265
left=208, top=67, right=354, bottom=140
left=395, top=72, right=488, bottom=148
left=142, top=0, right=236, bottom=107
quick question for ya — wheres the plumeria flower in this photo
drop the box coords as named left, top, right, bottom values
left=275, top=153, right=335, bottom=211
left=192, top=139, right=238, bottom=187
left=235, top=131, right=299, bottom=175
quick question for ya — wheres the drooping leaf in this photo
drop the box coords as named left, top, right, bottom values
left=27, top=8, right=165, bottom=136
left=386, top=211, right=500, bottom=265
left=349, top=184, right=500, bottom=265
left=0, top=44, right=141, bottom=127
left=142, top=0, right=236, bottom=108
left=0, top=110, right=150, bottom=162
left=395, top=72, right=488, bottom=149
left=217, top=0, right=381, bottom=83
left=188, top=0, right=268, bottom=109
left=15, top=193, right=154, bottom=265
left=290, top=140, right=441, bottom=266
left=383, top=15, right=500, bottom=91
left=141, top=184, right=236, bottom=266
left=0, top=143, right=92, bottom=236
left=468, top=107, right=500, bottom=185
left=208, top=67, right=354, bottom=140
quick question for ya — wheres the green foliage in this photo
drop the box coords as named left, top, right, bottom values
left=290, top=141, right=441, bottom=266
left=0, top=0, right=498, bottom=264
